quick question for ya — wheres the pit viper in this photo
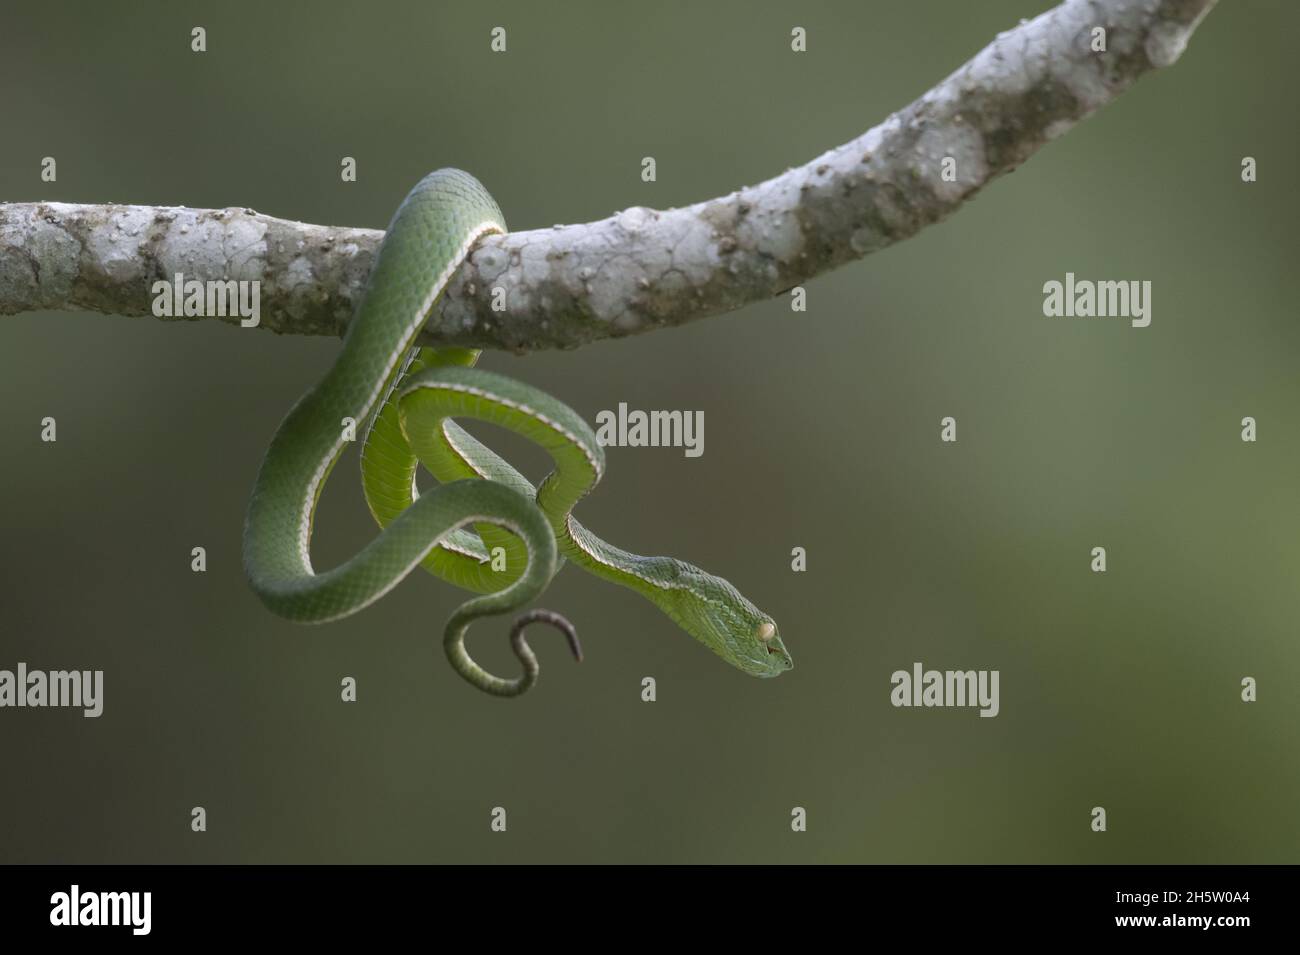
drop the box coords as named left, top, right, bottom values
left=242, top=169, right=793, bottom=696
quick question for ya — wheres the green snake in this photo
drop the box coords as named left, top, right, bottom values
left=242, top=169, right=792, bottom=696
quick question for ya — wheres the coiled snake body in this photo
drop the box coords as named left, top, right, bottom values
left=242, top=170, right=792, bottom=696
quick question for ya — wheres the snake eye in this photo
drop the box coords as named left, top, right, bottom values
left=756, top=622, right=776, bottom=642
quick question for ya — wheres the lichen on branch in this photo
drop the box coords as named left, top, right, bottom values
left=0, top=0, right=1216, bottom=352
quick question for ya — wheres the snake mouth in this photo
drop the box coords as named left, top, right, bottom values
left=759, top=642, right=792, bottom=672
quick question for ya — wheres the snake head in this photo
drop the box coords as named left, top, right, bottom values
left=743, top=617, right=793, bottom=678
left=655, top=561, right=793, bottom=678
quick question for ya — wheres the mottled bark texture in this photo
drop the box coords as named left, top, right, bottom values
left=0, top=0, right=1216, bottom=352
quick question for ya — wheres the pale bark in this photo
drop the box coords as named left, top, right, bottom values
left=0, top=0, right=1217, bottom=352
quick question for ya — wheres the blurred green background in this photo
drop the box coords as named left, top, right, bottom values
left=1, top=0, right=1296, bottom=863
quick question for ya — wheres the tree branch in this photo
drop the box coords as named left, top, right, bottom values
left=0, top=0, right=1215, bottom=352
